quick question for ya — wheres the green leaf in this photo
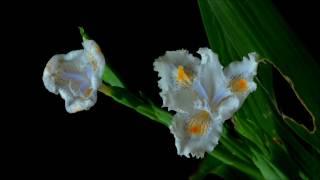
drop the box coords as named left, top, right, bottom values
left=190, top=155, right=222, bottom=180
left=250, top=147, right=288, bottom=180
left=198, top=0, right=320, bottom=179
left=198, top=0, right=320, bottom=146
left=209, top=145, right=262, bottom=179
left=191, top=155, right=254, bottom=180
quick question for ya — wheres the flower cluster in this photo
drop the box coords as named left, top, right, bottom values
left=154, top=48, right=258, bottom=158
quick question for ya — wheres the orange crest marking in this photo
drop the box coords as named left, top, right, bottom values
left=187, top=111, right=210, bottom=136
left=231, top=78, right=248, bottom=93
left=177, top=65, right=192, bottom=86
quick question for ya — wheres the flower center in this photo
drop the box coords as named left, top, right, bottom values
left=177, top=65, right=192, bottom=86
left=230, top=78, right=248, bottom=93
left=187, top=111, right=210, bottom=136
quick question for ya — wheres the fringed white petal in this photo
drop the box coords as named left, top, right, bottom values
left=224, top=52, right=258, bottom=80
left=154, top=50, right=200, bottom=112
left=170, top=111, right=223, bottom=158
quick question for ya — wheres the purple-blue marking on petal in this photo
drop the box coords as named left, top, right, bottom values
left=61, top=71, right=86, bottom=82
left=85, top=65, right=94, bottom=79
left=80, top=80, right=90, bottom=95
left=193, top=80, right=209, bottom=100
left=212, top=90, right=230, bottom=107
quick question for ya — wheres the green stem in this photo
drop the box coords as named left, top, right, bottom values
left=98, top=83, right=172, bottom=126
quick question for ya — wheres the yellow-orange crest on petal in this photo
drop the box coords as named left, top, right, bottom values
left=177, top=65, right=192, bottom=86
left=187, top=111, right=210, bottom=136
left=231, top=78, right=248, bottom=93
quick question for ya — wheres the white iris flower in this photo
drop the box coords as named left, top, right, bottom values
left=154, top=48, right=258, bottom=158
left=43, top=40, right=105, bottom=113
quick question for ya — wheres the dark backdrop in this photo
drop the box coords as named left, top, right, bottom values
left=5, top=0, right=319, bottom=179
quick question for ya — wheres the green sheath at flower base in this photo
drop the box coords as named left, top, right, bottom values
left=79, top=27, right=89, bottom=41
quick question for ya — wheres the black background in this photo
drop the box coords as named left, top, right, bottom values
left=5, top=0, right=319, bottom=179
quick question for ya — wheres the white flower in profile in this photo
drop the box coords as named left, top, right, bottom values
left=154, top=48, right=258, bottom=158
left=43, top=39, right=105, bottom=113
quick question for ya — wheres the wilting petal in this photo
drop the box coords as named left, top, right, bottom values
left=154, top=50, right=200, bottom=112
left=43, top=40, right=105, bottom=113
left=59, top=88, right=97, bottom=113
left=170, top=110, right=223, bottom=158
left=82, top=40, right=105, bottom=88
